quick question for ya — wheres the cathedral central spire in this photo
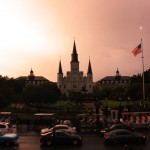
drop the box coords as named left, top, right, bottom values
left=71, top=40, right=78, bottom=62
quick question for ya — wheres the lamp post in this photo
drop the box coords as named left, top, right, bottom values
left=105, top=97, right=108, bottom=107
left=127, top=97, right=131, bottom=112
left=95, top=98, right=100, bottom=130
left=127, top=97, right=130, bottom=110
left=118, top=97, right=122, bottom=120
left=119, top=97, right=122, bottom=107
left=53, top=126, right=56, bottom=150
left=104, top=98, right=108, bottom=117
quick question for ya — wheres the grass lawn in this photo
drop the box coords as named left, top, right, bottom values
left=101, top=100, right=137, bottom=109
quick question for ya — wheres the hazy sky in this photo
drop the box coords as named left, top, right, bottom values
left=0, top=0, right=150, bottom=82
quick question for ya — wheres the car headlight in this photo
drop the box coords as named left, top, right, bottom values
left=101, top=130, right=106, bottom=133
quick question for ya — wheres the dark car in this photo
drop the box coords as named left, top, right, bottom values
left=100, top=124, right=135, bottom=136
left=40, top=130, right=82, bottom=146
left=40, top=124, right=77, bottom=136
left=104, top=129, right=146, bottom=144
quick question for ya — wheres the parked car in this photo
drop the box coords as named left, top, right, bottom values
left=40, top=124, right=77, bottom=136
left=0, top=130, right=19, bottom=145
left=40, top=130, right=82, bottom=146
left=100, top=124, right=135, bottom=136
left=0, top=122, right=13, bottom=133
left=104, top=129, right=146, bottom=144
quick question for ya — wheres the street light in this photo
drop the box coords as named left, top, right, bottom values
left=105, top=97, right=108, bottom=107
left=53, top=126, right=56, bottom=150
left=127, top=97, right=130, bottom=106
left=118, top=97, right=122, bottom=120
left=104, top=98, right=108, bottom=117
left=119, top=97, right=122, bottom=106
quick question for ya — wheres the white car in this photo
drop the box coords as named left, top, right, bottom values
left=40, top=124, right=77, bottom=136
left=0, top=122, right=13, bottom=133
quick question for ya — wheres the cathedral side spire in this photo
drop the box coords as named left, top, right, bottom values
left=87, top=59, right=92, bottom=74
left=58, top=60, right=63, bottom=74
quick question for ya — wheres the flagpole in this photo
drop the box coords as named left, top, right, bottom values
left=141, top=38, right=146, bottom=107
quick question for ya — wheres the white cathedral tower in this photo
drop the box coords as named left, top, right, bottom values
left=57, top=40, right=93, bottom=96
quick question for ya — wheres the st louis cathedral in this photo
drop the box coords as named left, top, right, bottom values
left=57, top=40, right=93, bottom=95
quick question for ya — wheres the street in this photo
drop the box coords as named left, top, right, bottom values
left=0, top=129, right=149, bottom=150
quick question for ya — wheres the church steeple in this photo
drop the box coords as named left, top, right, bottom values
left=116, top=67, right=120, bottom=76
left=30, top=68, right=34, bottom=76
left=58, top=60, right=63, bottom=74
left=115, top=67, right=121, bottom=79
left=71, top=40, right=78, bottom=62
left=87, top=59, right=92, bottom=74
left=28, top=68, right=35, bottom=80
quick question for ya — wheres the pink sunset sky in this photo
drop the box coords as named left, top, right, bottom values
left=0, top=0, right=150, bottom=82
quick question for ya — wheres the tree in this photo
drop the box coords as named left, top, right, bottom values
left=126, top=84, right=142, bottom=100
left=23, top=82, right=62, bottom=105
left=111, top=87, right=125, bottom=100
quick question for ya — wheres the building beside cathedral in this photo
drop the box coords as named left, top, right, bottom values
left=17, top=68, right=49, bottom=85
left=96, top=68, right=130, bottom=87
left=57, top=40, right=93, bottom=95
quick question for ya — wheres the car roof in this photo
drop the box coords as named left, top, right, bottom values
left=44, top=130, right=70, bottom=136
left=112, top=124, right=129, bottom=126
left=55, top=124, right=69, bottom=127
left=108, top=129, right=131, bottom=133
left=0, top=122, right=9, bottom=125
left=110, top=124, right=130, bottom=127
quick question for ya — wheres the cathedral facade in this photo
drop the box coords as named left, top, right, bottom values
left=57, top=40, right=93, bottom=95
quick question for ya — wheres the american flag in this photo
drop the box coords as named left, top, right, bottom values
left=132, top=44, right=142, bottom=56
